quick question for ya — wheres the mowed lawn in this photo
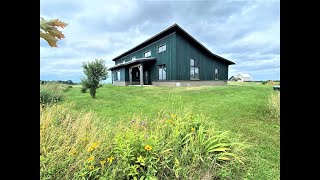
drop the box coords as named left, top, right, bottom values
left=63, top=83, right=280, bottom=179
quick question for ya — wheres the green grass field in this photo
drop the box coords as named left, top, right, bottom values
left=60, top=83, right=279, bottom=179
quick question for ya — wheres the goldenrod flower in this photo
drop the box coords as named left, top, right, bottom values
left=88, top=165, right=94, bottom=170
left=107, top=156, right=114, bottom=163
left=87, top=156, right=94, bottom=162
left=191, top=127, right=195, bottom=132
left=100, top=160, right=106, bottom=166
left=145, top=145, right=152, bottom=151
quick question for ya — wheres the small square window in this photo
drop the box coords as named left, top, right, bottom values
left=190, top=59, right=195, bottom=66
left=144, top=51, right=151, bottom=57
left=158, top=44, right=166, bottom=53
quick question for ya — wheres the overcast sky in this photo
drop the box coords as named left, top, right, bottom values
left=40, top=0, right=280, bottom=82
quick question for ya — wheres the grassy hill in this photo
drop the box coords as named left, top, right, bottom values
left=41, top=83, right=280, bottom=179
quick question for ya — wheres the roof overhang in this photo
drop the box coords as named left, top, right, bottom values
left=108, top=57, right=156, bottom=70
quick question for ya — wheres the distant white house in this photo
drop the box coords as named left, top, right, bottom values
left=236, top=73, right=253, bottom=82
left=229, top=73, right=253, bottom=82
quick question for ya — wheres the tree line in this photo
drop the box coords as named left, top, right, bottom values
left=40, top=80, right=78, bottom=85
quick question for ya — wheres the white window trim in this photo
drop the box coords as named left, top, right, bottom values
left=144, top=50, right=151, bottom=57
left=190, top=59, right=200, bottom=80
left=131, top=56, right=136, bottom=61
left=158, top=64, right=166, bottom=80
left=157, top=43, right=166, bottom=53
left=114, top=70, right=120, bottom=81
left=215, top=68, right=219, bottom=80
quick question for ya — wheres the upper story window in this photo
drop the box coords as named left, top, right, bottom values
left=190, top=59, right=200, bottom=80
left=131, top=57, right=136, bottom=61
left=215, top=68, right=219, bottom=80
left=157, top=44, right=166, bottom=53
left=144, top=50, right=151, bottom=57
left=158, top=64, right=166, bottom=80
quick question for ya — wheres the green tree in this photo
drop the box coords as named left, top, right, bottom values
left=40, top=17, right=68, bottom=47
left=81, top=59, right=108, bottom=98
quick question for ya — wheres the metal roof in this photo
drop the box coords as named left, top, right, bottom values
left=108, top=57, right=156, bottom=70
left=112, top=23, right=235, bottom=65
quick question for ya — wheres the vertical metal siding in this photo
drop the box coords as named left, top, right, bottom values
left=175, top=33, right=229, bottom=80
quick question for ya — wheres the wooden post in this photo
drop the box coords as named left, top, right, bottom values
left=139, top=63, right=143, bottom=86
left=129, top=68, right=132, bottom=85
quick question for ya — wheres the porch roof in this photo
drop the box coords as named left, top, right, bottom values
left=108, top=57, right=156, bottom=70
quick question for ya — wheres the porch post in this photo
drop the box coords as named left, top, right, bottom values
left=129, top=68, right=132, bottom=85
left=140, top=63, right=143, bottom=86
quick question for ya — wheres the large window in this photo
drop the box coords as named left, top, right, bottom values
left=144, top=50, right=151, bottom=57
left=158, top=64, right=166, bottom=80
left=215, top=68, right=219, bottom=80
left=157, top=44, right=166, bottom=53
left=114, top=70, right=120, bottom=81
left=190, top=59, right=200, bottom=80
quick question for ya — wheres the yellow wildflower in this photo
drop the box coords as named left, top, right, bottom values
left=87, top=156, right=94, bottom=162
left=88, top=165, right=94, bottom=170
left=107, top=156, right=114, bottom=163
left=87, top=142, right=99, bottom=152
left=191, top=127, right=195, bottom=132
left=100, top=160, right=106, bottom=166
left=91, top=142, right=99, bottom=149
left=145, top=145, right=152, bottom=151
left=87, top=147, right=94, bottom=152
left=170, top=114, right=177, bottom=119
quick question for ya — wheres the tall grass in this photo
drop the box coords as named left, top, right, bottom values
left=268, top=92, right=280, bottom=119
left=40, top=83, right=72, bottom=104
left=40, top=105, right=246, bottom=179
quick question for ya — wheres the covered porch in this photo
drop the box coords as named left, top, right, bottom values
left=109, top=57, right=156, bottom=86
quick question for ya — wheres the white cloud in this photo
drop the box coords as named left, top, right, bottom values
left=40, top=0, right=280, bottom=82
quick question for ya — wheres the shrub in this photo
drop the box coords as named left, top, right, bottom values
left=40, top=105, right=246, bottom=179
left=81, top=86, right=87, bottom=93
left=40, top=89, right=62, bottom=104
left=40, top=83, right=71, bottom=104
left=81, top=59, right=108, bottom=98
